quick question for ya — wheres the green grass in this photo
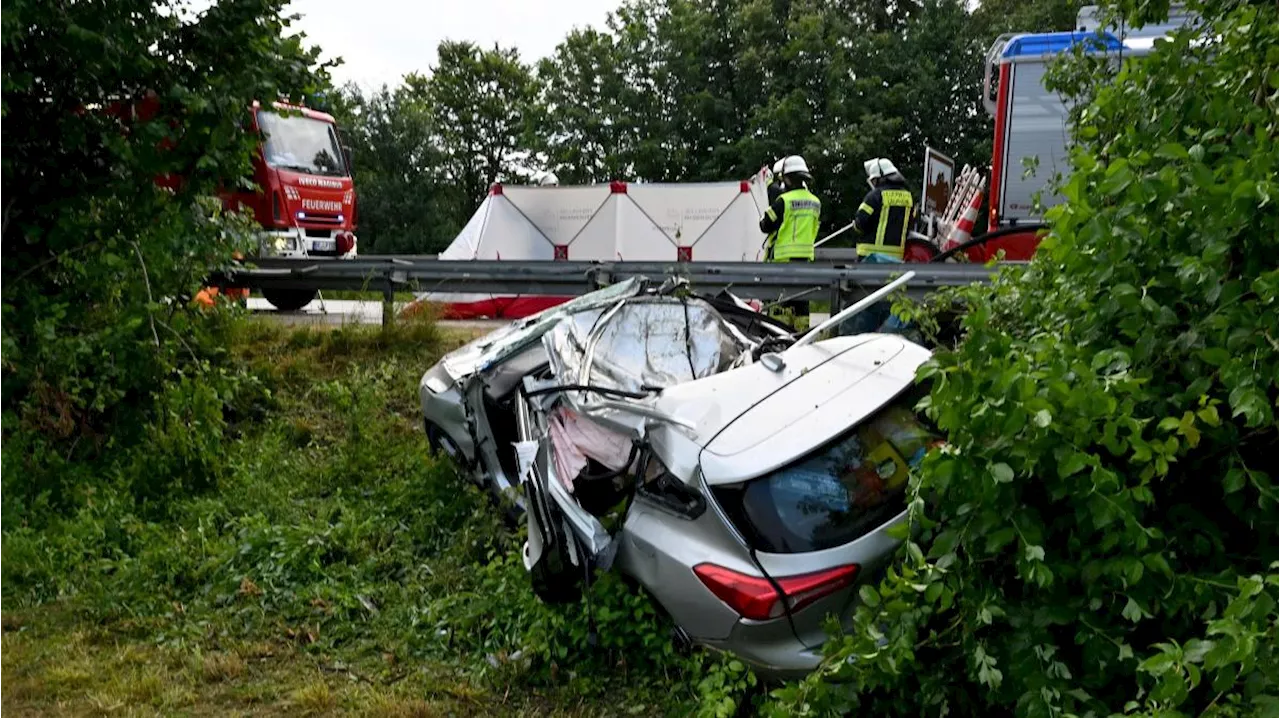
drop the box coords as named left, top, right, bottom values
left=2, top=313, right=750, bottom=716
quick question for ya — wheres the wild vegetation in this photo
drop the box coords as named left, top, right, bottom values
left=771, top=0, right=1279, bottom=714
left=3, top=317, right=757, bottom=715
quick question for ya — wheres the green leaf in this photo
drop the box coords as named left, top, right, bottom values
left=1198, top=347, right=1230, bottom=366
left=1232, top=179, right=1257, bottom=202
left=1155, top=142, right=1189, bottom=160
left=858, top=585, right=880, bottom=608
left=1057, top=451, right=1087, bottom=478
left=1139, top=651, right=1176, bottom=673
left=1122, top=597, right=1146, bottom=623
left=1183, top=639, right=1212, bottom=663
left=1228, top=385, right=1271, bottom=427
left=990, top=462, right=1014, bottom=484
left=906, top=541, right=925, bottom=565
left=986, top=527, right=1017, bottom=553
left=1032, top=409, right=1052, bottom=428
left=1252, top=695, right=1280, bottom=716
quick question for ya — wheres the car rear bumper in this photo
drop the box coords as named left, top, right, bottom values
left=697, top=632, right=823, bottom=680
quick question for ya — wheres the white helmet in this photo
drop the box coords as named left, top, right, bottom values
left=772, top=158, right=785, bottom=175
left=780, top=155, right=811, bottom=177
left=537, top=171, right=559, bottom=186
left=864, top=158, right=899, bottom=183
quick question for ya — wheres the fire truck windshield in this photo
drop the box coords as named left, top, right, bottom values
left=257, top=110, right=347, bottom=177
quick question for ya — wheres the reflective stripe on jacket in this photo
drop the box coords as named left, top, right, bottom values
left=854, top=180, right=913, bottom=258
left=765, top=188, right=821, bottom=262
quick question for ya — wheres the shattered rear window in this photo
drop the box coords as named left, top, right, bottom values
left=713, top=386, right=941, bottom=553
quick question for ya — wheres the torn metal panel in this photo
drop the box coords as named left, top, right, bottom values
left=542, top=297, right=755, bottom=402
left=442, top=278, right=645, bottom=378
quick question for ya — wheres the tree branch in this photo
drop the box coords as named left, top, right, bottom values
left=131, top=241, right=162, bottom=348
left=13, top=241, right=103, bottom=283
left=1, top=197, right=16, bottom=240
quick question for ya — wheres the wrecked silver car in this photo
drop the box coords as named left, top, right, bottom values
left=418, top=276, right=940, bottom=677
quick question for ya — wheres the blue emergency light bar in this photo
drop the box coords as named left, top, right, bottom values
left=1001, top=31, right=1124, bottom=59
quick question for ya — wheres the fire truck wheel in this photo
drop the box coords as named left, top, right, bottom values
left=262, top=289, right=318, bottom=312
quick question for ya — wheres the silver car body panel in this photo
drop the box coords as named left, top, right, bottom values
left=615, top=492, right=756, bottom=641
left=753, top=509, right=909, bottom=649
left=698, top=335, right=929, bottom=485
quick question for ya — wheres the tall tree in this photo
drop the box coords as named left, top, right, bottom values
left=333, top=84, right=461, bottom=253
left=607, top=0, right=679, bottom=181
left=531, top=29, right=630, bottom=183
left=971, top=0, right=1084, bottom=35
left=417, top=42, right=536, bottom=206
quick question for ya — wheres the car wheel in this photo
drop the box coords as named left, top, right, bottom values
left=262, top=288, right=318, bottom=312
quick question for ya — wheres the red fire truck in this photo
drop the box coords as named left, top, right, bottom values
left=241, top=103, right=357, bottom=256
left=112, top=95, right=358, bottom=310
left=231, top=101, right=358, bottom=310
left=963, top=6, right=1193, bottom=262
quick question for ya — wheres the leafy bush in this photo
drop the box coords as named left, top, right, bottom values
left=769, top=1, right=1278, bottom=715
left=1, top=0, right=327, bottom=517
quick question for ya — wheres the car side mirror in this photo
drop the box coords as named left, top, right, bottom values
left=341, top=144, right=354, bottom=170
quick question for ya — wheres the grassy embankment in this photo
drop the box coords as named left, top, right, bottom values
left=2, top=314, right=748, bottom=716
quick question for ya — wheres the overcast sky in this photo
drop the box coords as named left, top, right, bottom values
left=284, top=0, right=622, bottom=90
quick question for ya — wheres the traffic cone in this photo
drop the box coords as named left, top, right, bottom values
left=943, top=185, right=985, bottom=252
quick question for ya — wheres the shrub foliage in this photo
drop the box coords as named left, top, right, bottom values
left=1, top=0, right=327, bottom=516
left=770, top=0, right=1278, bottom=715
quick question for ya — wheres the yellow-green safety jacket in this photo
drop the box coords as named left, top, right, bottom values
left=760, top=187, right=821, bottom=262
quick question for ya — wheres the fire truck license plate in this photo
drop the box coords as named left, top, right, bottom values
left=311, top=239, right=336, bottom=252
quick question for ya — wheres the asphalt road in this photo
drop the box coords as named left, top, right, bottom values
left=247, top=297, right=507, bottom=332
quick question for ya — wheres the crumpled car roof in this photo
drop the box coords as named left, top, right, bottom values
left=543, top=296, right=757, bottom=399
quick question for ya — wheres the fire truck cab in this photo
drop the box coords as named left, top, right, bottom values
left=979, top=6, right=1195, bottom=256
left=236, top=102, right=358, bottom=261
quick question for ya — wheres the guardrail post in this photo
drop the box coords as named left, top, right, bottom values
left=382, top=271, right=394, bottom=327
left=829, top=281, right=845, bottom=314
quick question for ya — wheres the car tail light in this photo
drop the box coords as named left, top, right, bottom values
left=693, top=563, right=859, bottom=621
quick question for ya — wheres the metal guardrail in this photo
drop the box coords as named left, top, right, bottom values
left=216, top=256, right=1023, bottom=323
left=313, top=249, right=859, bottom=263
